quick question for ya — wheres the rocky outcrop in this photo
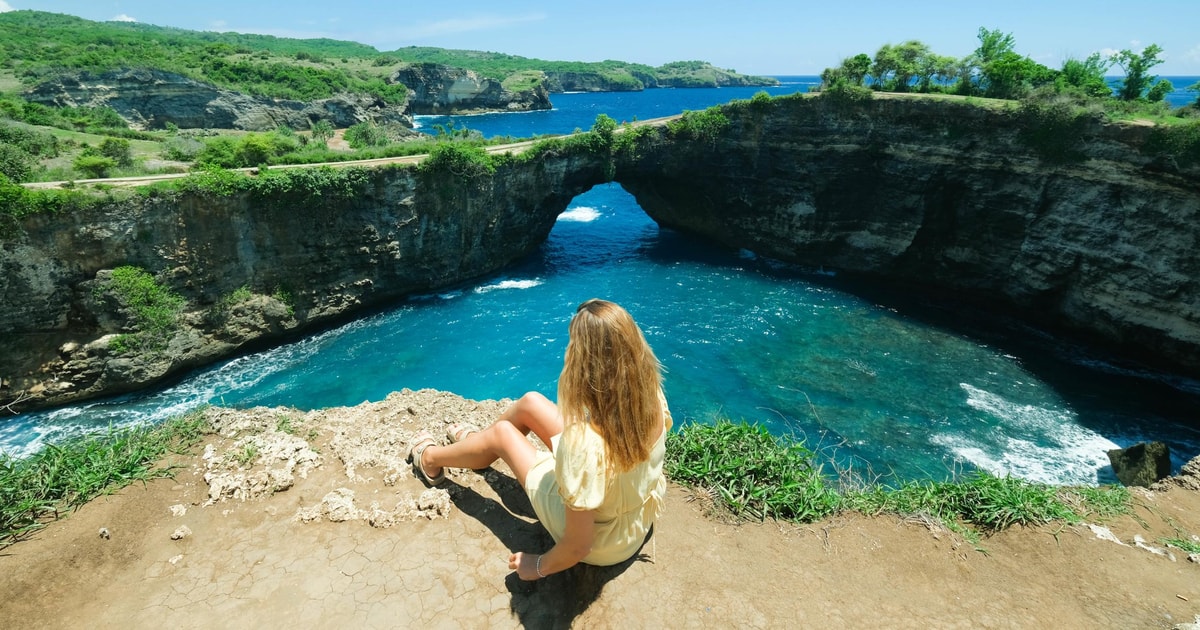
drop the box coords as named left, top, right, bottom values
left=542, top=71, right=645, bottom=93
left=25, top=68, right=411, bottom=131
left=391, top=63, right=551, bottom=114
left=1107, top=442, right=1172, bottom=487
left=616, top=94, right=1200, bottom=375
left=0, top=150, right=607, bottom=410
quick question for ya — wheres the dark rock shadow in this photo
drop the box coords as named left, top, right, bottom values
left=446, top=469, right=651, bottom=629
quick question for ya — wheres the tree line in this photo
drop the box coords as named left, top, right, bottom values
left=820, top=28, right=1194, bottom=106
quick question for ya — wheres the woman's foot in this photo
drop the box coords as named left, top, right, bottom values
left=406, top=431, right=445, bottom=486
left=446, top=422, right=479, bottom=444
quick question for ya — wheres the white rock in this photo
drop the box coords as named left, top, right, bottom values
left=170, top=525, right=192, bottom=540
left=1087, top=524, right=1125, bottom=546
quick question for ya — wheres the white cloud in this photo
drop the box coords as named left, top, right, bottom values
left=0, top=1, right=14, bottom=13
left=110, top=14, right=137, bottom=22
left=393, top=13, right=547, bottom=40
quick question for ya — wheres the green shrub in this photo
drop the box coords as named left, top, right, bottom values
left=73, top=154, right=117, bottom=178
left=0, top=143, right=34, bottom=182
left=1146, top=120, right=1200, bottom=167
left=163, top=135, right=204, bottom=161
left=1017, top=89, right=1096, bottom=162
left=0, top=122, right=60, bottom=157
left=344, top=121, right=389, bottom=149
left=418, top=143, right=495, bottom=178
left=97, top=137, right=132, bottom=166
left=665, top=107, right=729, bottom=144
left=821, top=80, right=874, bottom=104
left=97, top=265, right=186, bottom=351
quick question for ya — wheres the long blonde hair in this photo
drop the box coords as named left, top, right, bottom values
left=558, top=299, right=665, bottom=472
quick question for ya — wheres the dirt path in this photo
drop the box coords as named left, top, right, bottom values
left=2, top=389, right=1198, bottom=629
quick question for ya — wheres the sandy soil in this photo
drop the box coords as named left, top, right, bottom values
left=2, top=388, right=1198, bottom=629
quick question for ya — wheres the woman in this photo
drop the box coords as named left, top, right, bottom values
left=407, top=299, right=670, bottom=580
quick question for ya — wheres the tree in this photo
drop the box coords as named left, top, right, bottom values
left=1112, top=44, right=1164, bottom=101
left=310, top=119, right=334, bottom=144
left=843, top=54, right=872, bottom=86
left=1147, top=79, right=1174, bottom=103
left=970, top=28, right=1052, bottom=99
left=975, top=27, right=1016, bottom=67
left=1189, top=82, right=1200, bottom=108
left=916, top=53, right=957, bottom=93
left=872, top=41, right=929, bottom=92
left=1057, top=53, right=1112, bottom=97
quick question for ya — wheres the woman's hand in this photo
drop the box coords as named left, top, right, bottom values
left=508, top=551, right=541, bottom=581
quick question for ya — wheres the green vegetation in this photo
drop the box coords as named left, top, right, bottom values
left=417, top=142, right=496, bottom=179
left=666, top=420, right=840, bottom=521
left=817, top=26, right=1192, bottom=119
left=1162, top=537, right=1200, bottom=554
left=665, top=107, right=730, bottom=144
left=0, top=11, right=404, bottom=104
left=1146, top=119, right=1200, bottom=166
left=95, top=265, right=186, bottom=353
left=391, top=47, right=776, bottom=89
left=664, top=419, right=1134, bottom=543
left=0, top=409, right=210, bottom=547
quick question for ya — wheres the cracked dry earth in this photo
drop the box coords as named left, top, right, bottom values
left=2, top=388, right=1200, bottom=629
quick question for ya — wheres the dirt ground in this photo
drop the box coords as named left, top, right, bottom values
left=2, top=389, right=1198, bottom=629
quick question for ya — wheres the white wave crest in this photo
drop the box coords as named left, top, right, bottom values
left=930, top=384, right=1119, bottom=485
left=474, top=279, right=544, bottom=294
left=557, top=207, right=601, bottom=223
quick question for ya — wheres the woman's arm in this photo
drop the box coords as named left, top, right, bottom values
left=508, top=507, right=596, bottom=580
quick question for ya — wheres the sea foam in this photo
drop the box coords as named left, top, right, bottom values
left=557, top=206, right=601, bottom=223
left=929, top=383, right=1119, bottom=485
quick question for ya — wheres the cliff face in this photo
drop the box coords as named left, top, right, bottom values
left=1, top=151, right=607, bottom=410
left=616, top=95, right=1200, bottom=373
left=25, top=68, right=411, bottom=131
left=4, top=93, right=1199, bottom=412
left=542, top=72, right=644, bottom=93
left=391, top=63, right=552, bottom=114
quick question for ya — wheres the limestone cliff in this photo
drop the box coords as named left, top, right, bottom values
left=0, top=152, right=607, bottom=410
left=4, top=93, right=1199, bottom=412
left=25, top=68, right=411, bottom=131
left=616, top=94, right=1200, bottom=374
left=391, top=63, right=551, bottom=114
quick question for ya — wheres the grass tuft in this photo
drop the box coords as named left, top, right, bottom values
left=664, top=419, right=1128, bottom=541
left=665, top=419, right=841, bottom=522
left=0, top=408, right=211, bottom=547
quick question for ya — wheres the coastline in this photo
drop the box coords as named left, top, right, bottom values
left=2, top=389, right=1198, bottom=627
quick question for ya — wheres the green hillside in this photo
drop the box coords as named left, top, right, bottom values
left=0, top=10, right=776, bottom=98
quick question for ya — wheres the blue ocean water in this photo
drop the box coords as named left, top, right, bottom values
left=3, top=78, right=1199, bottom=485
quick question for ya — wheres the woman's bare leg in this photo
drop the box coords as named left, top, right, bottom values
left=419, top=392, right=563, bottom=486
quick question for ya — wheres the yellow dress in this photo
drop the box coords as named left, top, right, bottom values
left=523, top=404, right=669, bottom=566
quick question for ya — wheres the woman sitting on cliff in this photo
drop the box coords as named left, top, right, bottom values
left=406, top=298, right=670, bottom=579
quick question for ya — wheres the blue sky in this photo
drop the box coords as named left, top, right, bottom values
left=4, top=0, right=1200, bottom=75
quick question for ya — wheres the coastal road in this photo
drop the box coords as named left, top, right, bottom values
left=21, top=114, right=683, bottom=190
